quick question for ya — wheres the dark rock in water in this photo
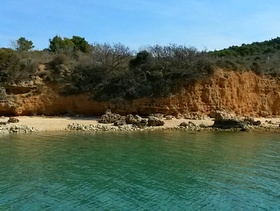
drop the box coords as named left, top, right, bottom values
left=0, top=122, right=7, bottom=125
left=8, top=117, right=19, bottom=123
left=148, top=116, right=165, bottom=126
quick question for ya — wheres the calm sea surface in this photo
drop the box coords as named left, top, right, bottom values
left=0, top=131, right=279, bottom=210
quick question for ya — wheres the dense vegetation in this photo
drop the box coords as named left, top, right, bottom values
left=0, top=36, right=280, bottom=101
left=211, top=37, right=280, bottom=76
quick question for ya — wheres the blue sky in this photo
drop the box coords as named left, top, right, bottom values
left=1, top=0, right=280, bottom=51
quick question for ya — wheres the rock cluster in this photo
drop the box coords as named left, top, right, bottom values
left=0, top=117, right=38, bottom=134
left=67, top=123, right=151, bottom=132
left=0, top=125, right=38, bottom=134
left=66, top=110, right=278, bottom=133
left=68, top=111, right=169, bottom=132
left=178, top=121, right=207, bottom=131
left=98, top=110, right=165, bottom=128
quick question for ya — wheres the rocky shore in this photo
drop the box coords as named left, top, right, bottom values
left=65, top=110, right=280, bottom=133
left=0, top=110, right=280, bottom=134
left=0, top=117, right=38, bottom=134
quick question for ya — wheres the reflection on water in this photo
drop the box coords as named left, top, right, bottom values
left=0, top=131, right=279, bottom=210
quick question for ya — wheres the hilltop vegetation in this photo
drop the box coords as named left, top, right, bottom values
left=0, top=36, right=280, bottom=101
left=211, top=37, right=280, bottom=76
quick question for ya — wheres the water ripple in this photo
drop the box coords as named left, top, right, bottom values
left=0, top=131, right=280, bottom=210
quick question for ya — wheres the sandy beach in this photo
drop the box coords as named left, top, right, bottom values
left=10, top=116, right=214, bottom=132
left=0, top=115, right=279, bottom=132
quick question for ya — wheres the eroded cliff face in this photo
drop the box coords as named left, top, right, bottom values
left=1, top=69, right=280, bottom=117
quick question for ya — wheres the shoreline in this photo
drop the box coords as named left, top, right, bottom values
left=0, top=115, right=280, bottom=134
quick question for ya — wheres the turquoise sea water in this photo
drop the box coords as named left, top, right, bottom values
left=0, top=131, right=279, bottom=210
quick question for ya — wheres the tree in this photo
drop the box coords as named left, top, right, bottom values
left=48, top=35, right=90, bottom=54
left=12, top=37, right=34, bottom=52
left=92, top=43, right=131, bottom=73
left=71, top=36, right=91, bottom=53
left=129, top=50, right=152, bottom=68
left=49, top=35, right=74, bottom=54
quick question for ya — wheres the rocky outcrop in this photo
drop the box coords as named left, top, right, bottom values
left=211, top=110, right=245, bottom=129
left=211, top=110, right=264, bottom=129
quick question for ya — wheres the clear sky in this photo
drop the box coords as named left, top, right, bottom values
left=1, top=0, right=280, bottom=51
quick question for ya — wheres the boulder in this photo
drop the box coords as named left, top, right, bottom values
left=135, top=115, right=142, bottom=122
left=179, top=121, right=197, bottom=128
left=114, top=119, right=126, bottom=126
left=8, top=117, right=19, bottom=123
left=148, top=116, right=165, bottom=126
left=179, top=122, right=188, bottom=127
left=188, top=121, right=196, bottom=127
left=213, top=119, right=245, bottom=129
left=98, top=109, right=122, bottom=124
left=211, top=111, right=244, bottom=129
left=137, top=119, right=148, bottom=128
left=125, top=114, right=138, bottom=124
